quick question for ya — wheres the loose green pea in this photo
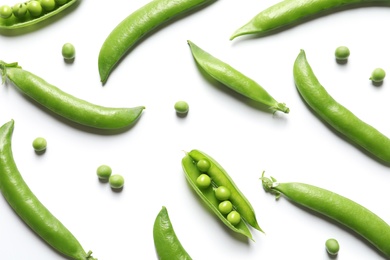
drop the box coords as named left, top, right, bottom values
left=227, top=211, right=241, bottom=225
left=0, top=5, right=13, bottom=19
left=196, top=174, right=211, bottom=189
left=109, top=174, right=124, bottom=189
left=215, top=186, right=231, bottom=201
left=218, top=200, right=233, bottom=215
left=27, top=1, right=43, bottom=17
left=96, top=165, right=112, bottom=180
left=12, top=3, right=28, bottom=18
left=335, top=46, right=350, bottom=62
left=32, top=137, right=47, bottom=152
left=174, top=101, right=189, bottom=114
left=62, top=43, right=76, bottom=60
left=196, top=159, right=210, bottom=172
left=40, top=0, right=56, bottom=11
left=370, top=68, right=386, bottom=83
left=325, top=238, right=340, bottom=256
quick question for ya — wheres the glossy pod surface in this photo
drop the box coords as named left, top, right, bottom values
left=262, top=175, right=390, bottom=257
left=181, top=149, right=262, bottom=240
left=293, top=50, right=390, bottom=163
left=0, top=120, right=96, bottom=260
left=187, top=40, right=289, bottom=113
left=153, top=206, right=192, bottom=260
left=1, top=61, right=145, bottom=130
left=230, top=0, right=374, bottom=39
left=98, top=0, right=215, bottom=84
left=0, top=0, right=77, bottom=31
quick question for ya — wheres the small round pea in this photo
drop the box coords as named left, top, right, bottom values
left=12, top=3, right=28, bottom=18
left=62, top=43, right=76, bottom=60
left=0, top=5, right=13, bottom=19
left=196, top=159, right=210, bottom=172
left=335, top=46, right=350, bottom=62
left=227, top=210, right=241, bottom=225
left=174, top=101, right=189, bottom=114
left=218, top=200, right=233, bottom=215
left=96, top=165, right=112, bottom=180
left=27, top=1, right=43, bottom=17
left=215, top=186, right=231, bottom=201
left=196, top=174, right=211, bottom=189
left=325, top=238, right=340, bottom=256
left=370, top=68, right=386, bottom=83
left=55, top=0, right=68, bottom=5
left=40, top=0, right=56, bottom=11
left=32, top=137, right=47, bottom=152
left=109, top=174, right=125, bottom=189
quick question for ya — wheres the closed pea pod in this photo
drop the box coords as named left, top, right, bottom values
left=293, top=50, right=390, bottom=163
left=187, top=40, right=289, bottom=114
left=181, top=149, right=263, bottom=240
left=98, top=0, right=216, bottom=84
left=261, top=173, right=390, bottom=257
left=0, top=60, right=145, bottom=130
left=0, top=120, right=96, bottom=259
left=153, top=206, right=192, bottom=260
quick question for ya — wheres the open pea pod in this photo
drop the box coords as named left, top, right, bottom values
left=181, top=149, right=263, bottom=240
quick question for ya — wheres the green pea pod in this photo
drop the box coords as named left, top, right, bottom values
left=182, top=149, right=263, bottom=240
left=261, top=173, right=390, bottom=257
left=293, top=50, right=390, bottom=163
left=0, top=60, right=145, bottom=130
left=187, top=40, right=289, bottom=114
left=153, top=206, right=192, bottom=260
left=0, top=120, right=96, bottom=260
left=98, top=0, right=215, bottom=84
left=0, top=0, right=78, bottom=31
left=230, top=0, right=378, bottom=39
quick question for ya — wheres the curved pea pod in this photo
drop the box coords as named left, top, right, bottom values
left=153, top=206, right=192, bottom=260
left=0, top=60, right=144, bottom=130
left=181, top=149, right=263, bottom=240
left=0, top=0, right=78, bottom=32
left=187, top=40, right=289, bottom=114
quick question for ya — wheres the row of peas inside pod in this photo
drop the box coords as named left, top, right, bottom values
left=0, top=0, right=70, bottom=19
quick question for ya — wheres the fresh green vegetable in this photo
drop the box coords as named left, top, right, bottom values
left=187, top=40, right=289, bottom=113
left=325, top=238, right=340, bottom=256
left=32, top=137, right=47, bottom=152
left=0, top=0, right=77, bottom=31
left=0, top=120, right=96, bottom=260
left=370, top=68, right=386, bottom=83
left=218, top=201, right=233, bottom=215
left=335, top=46, right=350, bottom=62
left=181, top=149, right=262, bottom=240
left=174, top=101, right=189, bottom=114
left=293, top=50, right=390, bottom=163
left=261, top=173, right=390, bottom=257
left=196, top=159, right=210, bottom=172
left=0, top=5, right=12, bottom=19
left=109, top=174, right=124, bottom=189
left=196, top=174, right=211, bottom=189
left=96, top=165, right=112, bottom=180
left=62, top=42, right=76, bottom=60
left=227, top=211, right=241, bottom=226
left=98, top=0, right=216, bottom=84
left=0, top=60, right=145, bottom=130
left=153, top=206, right=192, bottom=260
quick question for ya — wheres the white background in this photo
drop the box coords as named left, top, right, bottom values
left=1, top=0, right=390, bottom=259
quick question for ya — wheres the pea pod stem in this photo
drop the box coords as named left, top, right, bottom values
left=0, top=120, right=96, bottom=260
left=261, top=172, right=390, bottom=258
left=293, top=50, right=390, bottom=163
left=0, top=60, right=145, bottom=130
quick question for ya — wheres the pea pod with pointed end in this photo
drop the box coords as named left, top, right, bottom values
left=187, top=40, right=289, bottom=114
left=0, top=60, right=145, bottom=130
left=0, top=120, right=97, bottom=260
left=98, top=0, right=216, bottom=84
left=293, top=50, right=390, bottom=163
left=153, top=206, right=192, bottom=260
left=181, top=149, right=263, bottom=240
left=261, top=173, right=390, bottom=257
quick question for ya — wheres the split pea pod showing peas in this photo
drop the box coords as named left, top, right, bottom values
left=98, top=0, right=216, bottom=84
left=230, top=0, right=386, bottom=39
left=153, top=206, right=192, bottom=260
left=0, top=60, right=145, bottom=130
left=0, top=120, right=96, bottom=259
left=187, top=40, right=289, bottom=114
left=0, top=0, right=78, bottom=31
left=261, top=173, right=390, bottom=257
left=293, top=50, right=390, bottom=163
left=181, top=149, right=262, bottom=240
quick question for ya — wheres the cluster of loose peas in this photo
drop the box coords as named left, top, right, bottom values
left=0, top=0, right=69, bottom=19
left=195, top=158, right=241, bottom=226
